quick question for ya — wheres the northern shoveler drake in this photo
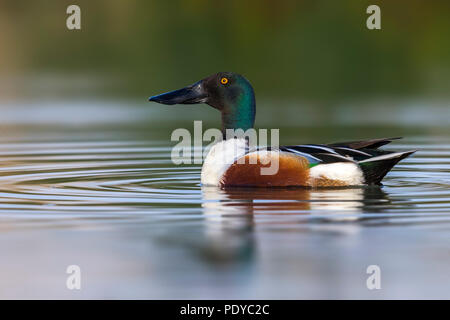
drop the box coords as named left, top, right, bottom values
left=149, top=72, right=415, bottom=188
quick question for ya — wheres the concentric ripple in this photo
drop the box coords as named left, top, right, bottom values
left=0, top=137, right=448, bottom=227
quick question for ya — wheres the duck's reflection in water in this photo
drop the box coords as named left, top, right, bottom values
left=199, top=186, right=390, bottom=265
left=202, top=186, right=390, bottom=217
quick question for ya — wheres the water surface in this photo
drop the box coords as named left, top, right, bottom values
left=0, top=101, right=449, bottom=299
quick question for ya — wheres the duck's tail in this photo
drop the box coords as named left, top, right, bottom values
left=358, top=150, right=416, bottom=185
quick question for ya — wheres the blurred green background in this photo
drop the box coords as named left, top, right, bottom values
left=0, top=0, right=449, bottom=146
left=1, top=0, right=449, bottom=102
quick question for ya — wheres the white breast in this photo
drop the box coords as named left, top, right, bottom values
left=201, top=138, right=248, bottom=186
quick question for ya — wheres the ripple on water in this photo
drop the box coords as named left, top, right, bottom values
left=0, top=139, right=448, bottom=228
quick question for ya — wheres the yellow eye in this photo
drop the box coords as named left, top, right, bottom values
left=220, top=77, right=228, bottom=85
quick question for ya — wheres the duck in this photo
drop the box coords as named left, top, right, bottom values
left=149, top=72, right=415, bottom=188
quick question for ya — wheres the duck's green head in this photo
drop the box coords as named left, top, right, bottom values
left=149, top=72, right=255, bottom=134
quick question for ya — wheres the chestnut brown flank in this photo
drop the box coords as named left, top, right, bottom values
left=220, top=152, right=310, bottom=187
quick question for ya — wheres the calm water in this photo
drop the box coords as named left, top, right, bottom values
left=0, top=101, right=449, bottom=299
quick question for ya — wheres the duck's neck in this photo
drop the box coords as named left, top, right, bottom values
left=220, top=83, right=256, bottom=138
